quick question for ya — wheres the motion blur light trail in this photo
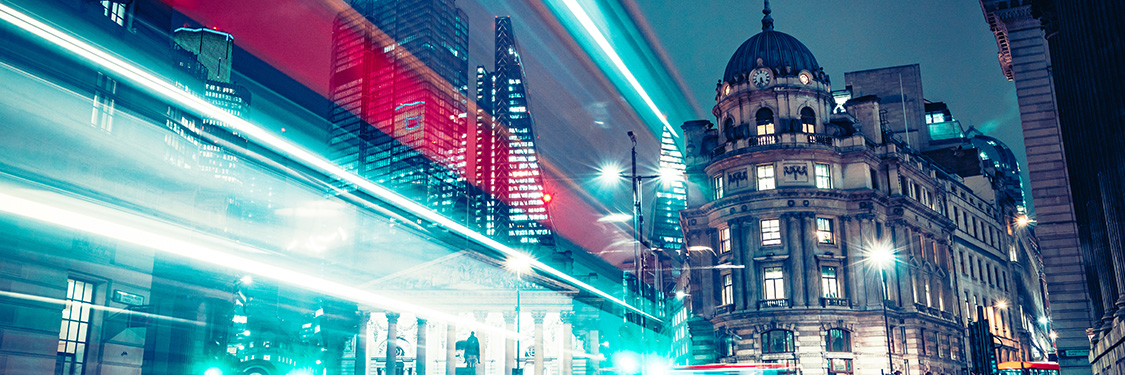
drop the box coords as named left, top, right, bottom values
left=0, top=2, right=659, bottom=322
left=541, top=0, right=699, bottom=141
left=0, top=186, right=512, bottom=337
left=0, top=289, right=201, bottom=327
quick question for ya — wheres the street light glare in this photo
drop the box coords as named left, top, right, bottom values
left=996, top=300, right=1009, bottom=309
left=1039, top=316, right=1050, bottom=325
left=657, top=167, right=683, bottom=184
left=596, top=162, right=625, bottom=186
left=598, top=213, right=633, bottom=222
left=506, top=255, right=533, bottom=275
left=240, top=275, right=253, bottom=285
left=870, top=244, right=895, bottom=269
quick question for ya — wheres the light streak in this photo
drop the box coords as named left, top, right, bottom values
left=0, top=289, right=201, bottom=326
left=0, top=187, right=513, bottom=337
left=555, top=0, right=677, bottom=137
left=0, top=3, right=660, bottom=323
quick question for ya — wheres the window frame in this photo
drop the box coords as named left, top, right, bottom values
left=713, top=175, right=724, bottom=199
left=757, top=164, right=775, bottom=191
left=763, top=266, right=785, bottom=300
left=761, top=219, right=781, bottom=246
left=719, top=226, right=731, bottom=254
left=821, top=266, right=840, bottom=298
left=816, top=217, right=834, bottom=244
left=825, top=329, right=852, bottom=352
left=57, top=278, right=96, bottom=375
left=721, top=273, right=734, bottom=306
left=761, top=329, right=795, bottom=353
left=815, top=163, right=832, bottom=189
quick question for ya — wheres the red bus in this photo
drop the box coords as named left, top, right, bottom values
left=997, top=361, right=1060, bottom=375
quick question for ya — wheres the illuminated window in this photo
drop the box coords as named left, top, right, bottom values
left=815, top=163, right=832, bottom=189
left=719, top=227, right=731, bottom=254
left=801, top=108, right=816, bottom=133
left=721, top=274, right=733, bottom=306
left=761, top=219, right=781, bottom=246
left=826, top=329, right=851, bottom=352
left=100, top=1, right=127, bottom=26
left=756, top=108, right=775, bottom=135
left=761, top=329, right=794, bottom=353
left=713, top=175, right=724, bottom=199
left=763, top=267, right=784, bottom=300
left=816, top=218, right=834, bottom=244
left=828, top=358, right=853, bottom=375
left=821, top=266, right=839, bottom=298
left=91, top=73, right=116, bottom=133
left=57, top=279, right=95, bottom=375
left=757, top=164, right=775, bottom=190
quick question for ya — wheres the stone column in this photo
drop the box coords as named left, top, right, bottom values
left=803, top=213, right=820, bottom=305
left=417, top=318, right=428, bottom=375
left=786, top=213, right=805, bottom=307
left=586, top=329, right=600, bottom=375
left=447, top=321, right=457, bottom=375
left=387, top=312, right=400, bottom=375
left=893, top=226, right=914, bottom=308
left=744, top=217, right=760, bottom=309
left=350, top=312, right=368, bottom=375
left=1098, top=170, right=1125, bottom=319
left=474, top=311, right=490, bottom=375
left=730, top=220, right=745, bottom=310
left=532, top=311, right=545, bottom=375
left=560, top=312, right=574, bottom=375
left=503, top=312, right=516, bottom=375
left=839, top=216, right=855, bottom=305
left=860, top=217, right=882, bottom=309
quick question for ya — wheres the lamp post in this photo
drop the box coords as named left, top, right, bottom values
left=872, top=244, right=896, bottom=375
left=507, top=256, right=532, bottom=375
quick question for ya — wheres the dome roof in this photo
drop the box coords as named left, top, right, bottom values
left=723, top=2, right=820, bottom=82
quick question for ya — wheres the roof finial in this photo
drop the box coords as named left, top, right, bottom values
left=762, top=0, right=774, bottom=31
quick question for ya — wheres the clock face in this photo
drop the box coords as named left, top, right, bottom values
left=799, top=72, right=811, bottom=84
left=723, top=84, right=731, bottom=96
left=752, top=69, right=771, bottom=88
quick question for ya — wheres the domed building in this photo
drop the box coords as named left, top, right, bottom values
left=677, top=4, right=977, bottom=375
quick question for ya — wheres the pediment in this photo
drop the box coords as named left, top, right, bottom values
left=363, top=250, right=576, bottom=294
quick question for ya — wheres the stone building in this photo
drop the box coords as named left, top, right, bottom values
left=677, top=4, right=1047, bottom=375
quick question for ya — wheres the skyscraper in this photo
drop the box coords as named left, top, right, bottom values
left=472, top=17, right=554, bottom=247
left=650, top=127, right=687, bottom=252
left=327, top=0, right=470, bottom=214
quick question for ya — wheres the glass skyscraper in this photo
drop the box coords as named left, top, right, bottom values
left=327, top=0, right=470, bottom=214
left=473, top=17, right=554, bottom=247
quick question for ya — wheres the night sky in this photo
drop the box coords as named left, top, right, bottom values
left=631, top=0, right=1032, bottom=211
left=169, top=0, right=1035, bottom=261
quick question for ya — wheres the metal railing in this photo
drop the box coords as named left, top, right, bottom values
left=820, top=297, right=850, bottom=307
left=759, top=298, right=790, bottom=309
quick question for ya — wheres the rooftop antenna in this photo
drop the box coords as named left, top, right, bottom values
left=762, top=0, right=774, bottom=31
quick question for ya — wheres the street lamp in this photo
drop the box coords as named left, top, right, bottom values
left=871, top=243, right=896, bottom=375
left=506, top=255, right=533, bottom=375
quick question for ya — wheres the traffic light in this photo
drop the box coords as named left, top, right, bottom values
left=969, top=306, right=997, bottom=375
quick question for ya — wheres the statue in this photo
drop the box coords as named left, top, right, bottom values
left=464, top=331, right=480, bottom=368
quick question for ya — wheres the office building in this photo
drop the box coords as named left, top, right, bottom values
left=327, top=0, right=470, bottom=215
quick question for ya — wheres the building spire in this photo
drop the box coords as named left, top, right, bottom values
left=762, top=0, right=774, bottom=31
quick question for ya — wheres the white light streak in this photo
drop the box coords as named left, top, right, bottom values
left=0, top=4, right=659, bottom=323
left=556, top=0, right=678, bottom=138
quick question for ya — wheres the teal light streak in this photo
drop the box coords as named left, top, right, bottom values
left=0, top=3, right=660, bottom=323
left=542, top=0, right=700, bottom=145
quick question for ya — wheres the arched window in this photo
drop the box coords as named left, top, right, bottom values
left=756, top=108, right=775, bottom=135
left=761, top=329, right=794, bottom=353
left=826, top=329, right=851, bottom=352
left=801, top=107, right=816, bottom=133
